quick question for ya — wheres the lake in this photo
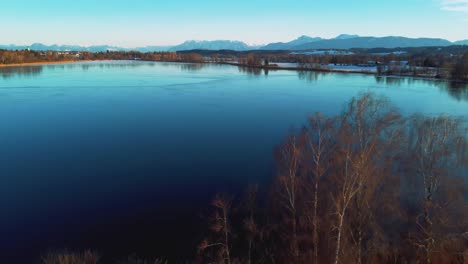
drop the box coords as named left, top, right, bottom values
left=0, top=61, right=467, bottom=263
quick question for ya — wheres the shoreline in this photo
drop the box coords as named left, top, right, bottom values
left=0, top=60, right=91, bottom=68
left=218, top=62, right=378, bottom=75
left=215, top=62, right=468, bottom=83
left=1, top=59, right=466, bottom=84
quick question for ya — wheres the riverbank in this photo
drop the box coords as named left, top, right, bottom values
left=218, top=62, right=377, bottom=75
left=1, top=59, right=467, bottom=84
left=216, top=61, right=468, bottom=83
left=0, top=60, right=86, bottom=67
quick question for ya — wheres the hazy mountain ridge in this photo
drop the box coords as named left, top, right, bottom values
left=1, top=35, right=467, bottom=52
left=454, top=40, right=468, bottom=45
left=334, top=34, right=360, bottom=40
left=168, top=40, right=251, bottom=51
left=261, top=35, right=323, bottom=50
left=0, top=43, right=138, bottom=53
left=292, top=37, right=454, bottom=50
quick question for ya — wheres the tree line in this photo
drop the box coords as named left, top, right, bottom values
left=0, top=50, right=78, bottom=64
left=79, top=51, right=204, bottom=63
left=2, top=48, right=468, bottom=81
left=0, top=49, right=205, bottom=65
left=198, top=93, right=468, bottom=264
left=234, top=52, right=468, bottom=81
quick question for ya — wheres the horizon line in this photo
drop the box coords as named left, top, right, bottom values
left=1, top=34, right=467, bottom=49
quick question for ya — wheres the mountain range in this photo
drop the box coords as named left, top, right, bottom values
left=454, top=40, right=468, bottom=45
left=1, top=35, right=467, bottom=52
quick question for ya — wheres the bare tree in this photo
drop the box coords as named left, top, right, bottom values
left=42, top=250, right=100, bottom=264
left=304, top=113, right=336, bottom=264
left=199, top=195, right=233, bottom=264
left=275, top=135, right=303, bottom=259
left=331, top=143, right=362, bottom=264
left=243, top=185, right=259, bottom=264
left=340, top=94, right=402, bottom=264
left=408, top=115, right=467, bottom=264
left=196, top=93, right=467, bottom=264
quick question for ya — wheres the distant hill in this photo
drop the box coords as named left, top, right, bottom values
left=0, top=43, right=128, bottom=52
left=334, top=34, right=360, bottom=40
left=135, top=46, right=172, bottom=52
left=0, top=44, right=27, bottom=50
left=454, top=40, right=468, bottom=46
left=292, top=37, right=453, bottom=50
left=260, top=35, right=455, bottom=51
left=168, top=40, right=252, bottom=51
left=262, top=35, right=323, bottom=50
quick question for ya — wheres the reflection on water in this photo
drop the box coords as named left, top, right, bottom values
left=0, top=65, right=43, bottom=79
left=297, top=70, right=332, bottom=82
left=0, top=61, right=211, bottom=76
left=180, top=63, right=205, bottom=72
left=375, top=76, right=411, bottom=87
left=440, top=82, right=468, bottom=102
left=77, top=61, right=157, bottom=71
left=238, top=66, right=269, bottom=76
left=0, top=61, right=152, bottom=79
left=375, top=76, right=468, bottom=102
left=1, top=61, right=468, bottom=102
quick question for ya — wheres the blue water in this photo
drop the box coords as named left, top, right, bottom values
left=0, top=61, right=467, bottom=263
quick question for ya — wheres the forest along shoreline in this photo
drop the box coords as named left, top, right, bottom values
left=1, top=48, right=468, bottom=82
left=2, top=59, right=468, bottom=84
left=0, top=60, right=94, bottom=67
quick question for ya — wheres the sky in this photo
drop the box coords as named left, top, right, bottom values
left=1, top=0, right=467, bottom=47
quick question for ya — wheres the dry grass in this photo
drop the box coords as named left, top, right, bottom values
left=42, top=250, right=100, bottom=264
left=41, top=250, right=169, bottom=264
left=117, top=255, right=168, bottom=264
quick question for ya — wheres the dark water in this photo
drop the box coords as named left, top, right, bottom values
left=0, top=61, right=467, bottom=263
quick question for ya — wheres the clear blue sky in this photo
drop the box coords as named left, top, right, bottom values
left=1, top=0, right=467, bottom=47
